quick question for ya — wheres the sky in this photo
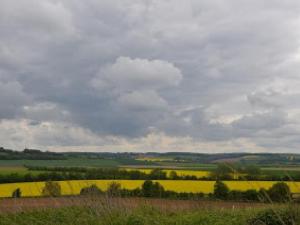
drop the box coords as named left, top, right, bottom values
left=1, top=0, right=300, bottom=153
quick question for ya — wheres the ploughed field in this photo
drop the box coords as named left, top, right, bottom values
left=1, top=180, right=300, bottom=197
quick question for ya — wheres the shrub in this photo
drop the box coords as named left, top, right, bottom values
left=228, top=190, right=244, bottom=200
left=12, top=188, right=21, bottom=198
left=244, top=189, right=259, bottom=201
left=42, top=181, right=61, bottom=197
left=80, top=184, right=103, bottom=195
left=214, top=180, right=229, bottom=200
left=248, top=208, right=296, bottom=225
left=142, top=180, right=165, bottom=198
left=107, top=182, right=121, bottom=197
left=268, top=182, right=291, bottom=203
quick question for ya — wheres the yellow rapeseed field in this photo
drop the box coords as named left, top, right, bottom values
left=0, top=180, right=300, bottom=198
left=125, top=169, right=211, bottom=178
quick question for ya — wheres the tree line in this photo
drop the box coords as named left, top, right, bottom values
left=8, top=180, right=293, bottom=203
left=1, top=164, right=299, bottom=184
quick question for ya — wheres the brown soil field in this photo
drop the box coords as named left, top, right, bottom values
left=0, top=197, right=266, bottom=214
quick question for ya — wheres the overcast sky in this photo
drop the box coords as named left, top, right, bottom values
left=1, top=0, right=300, bottom=153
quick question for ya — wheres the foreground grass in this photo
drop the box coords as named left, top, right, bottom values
left=0, top=204, right=299, bottom=225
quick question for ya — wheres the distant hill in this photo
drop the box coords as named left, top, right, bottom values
left=1, top=147, right=300, bottom=165
left=140, top=152, right=300, bottom=165
left=0, top=147, right=66, bottom=160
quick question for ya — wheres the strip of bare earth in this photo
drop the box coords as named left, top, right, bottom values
left=0, top=196, right=267, bottom=214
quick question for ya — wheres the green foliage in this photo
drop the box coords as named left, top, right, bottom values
left=3, top=205, right=299, bottom=225
left=12, top=188, right=21, bottom=198
left=267, top=182, right=292, bottom=203
left=80, top=185, right=103, bottom=195
left=212, top=164, right=233, bottom=180
left=248, top=208, right=298, bottom=225
left=42, top=181, right=61, bottom=197
left=214, top=180, right=229, bottom=200
left=142, top=180, right=165, bottom=198
left=149, top=169, right=167, bottom=179
left=169, top=171, right=178, bottom=179
left=107, top=182, right=121, bottom=197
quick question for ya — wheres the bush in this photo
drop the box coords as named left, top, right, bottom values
left=268, top=182, right=291, bottom=203
left=107, top=182, right=121, bottom=197
left=214, top=180, right=229, bottom=200
left=248, top=208, right=297, bottom=225
left=243, top=189, right=259, bottom=201
left=80, top=185, right=103, bottom=195
left=12, top=188, right=21, bottom=198
left=142, top=180, right=165, bottom=198
left=228, top=190, right=244, bottom=200
left=42, top=181, right=61, bottom=197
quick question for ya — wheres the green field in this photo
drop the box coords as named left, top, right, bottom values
left=0, top=167, right=28, bottom=175
left=0, top=204, right=298, bottom=225
left=0, top=159, right=121, bottom=168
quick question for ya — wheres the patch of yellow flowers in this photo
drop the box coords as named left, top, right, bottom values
left=125, top=169, right=211, bottom=178
left=0, top=180, right=300, bottom=198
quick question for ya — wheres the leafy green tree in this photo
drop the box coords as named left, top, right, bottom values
left=42, top=181, right=61, bottom=197
left=212, top=164, right=234, bottom=180
left=243, top=165, right=261, bottom=179
left=169, top=171, right=179, bottom=180
left=142, top=180, right=154, bottom=197
left=214, top=180, right=229, bottom=199
left=12, top=188, right=21, bottom=198
left=268, top=182, right=291, bottom=203
left=243, top=189, right=259, bottom=201
left=149, top=169, right=167, bottom=179
left=142, top=180, right=165, bottom=197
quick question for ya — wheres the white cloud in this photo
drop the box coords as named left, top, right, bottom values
left=92, top=57, right=182, bottom=91
left=1, top=0, right=300, bottom=152
left=118, top=90, right=168, bottom=111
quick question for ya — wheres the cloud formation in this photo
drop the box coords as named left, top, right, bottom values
left=1, top=0, right=300, bottom=152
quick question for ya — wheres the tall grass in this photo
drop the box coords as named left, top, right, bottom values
left=0, top=195, right=299, bottom=225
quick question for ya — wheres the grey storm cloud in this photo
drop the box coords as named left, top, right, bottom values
left=1, top=0, right=300, bottom=152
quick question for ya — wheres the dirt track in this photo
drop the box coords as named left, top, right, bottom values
left=0, top=197, right=266, bottom=214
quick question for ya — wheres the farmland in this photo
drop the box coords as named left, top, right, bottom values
left=0, top=197, right=299, bottom=225
left=0, top=180, right=300, bottom=198
left=0, top=159, right=121, bottom=168
left=124, top=168, right=211, bottom=178
left=0, top=166, right=30, bottom=175
left=0, top=150, right=300, bottom=224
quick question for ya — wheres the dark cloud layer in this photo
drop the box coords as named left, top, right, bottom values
left=1, top=0, right=300, bottom=152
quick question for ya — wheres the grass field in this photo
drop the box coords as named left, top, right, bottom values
left=0, top=166, right=29, bottom=175
left=0, top=166, right=44, bottom=176
left=0, top=180, right=300, bottom=198
left=0, top=198, right=298, bottom=225
left=0, top=159, right=120, bottom=168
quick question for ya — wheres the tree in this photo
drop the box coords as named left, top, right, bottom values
left=142, top=180, right=154, bottom=197
left=142, top=180, right=165, bottom=197
left=243, top=189, right=259, bottom=201
left=243, top=165, right=261, bottom=179
left=169, top=171, right=179, bottom=180
left=268, top=182, right=291, bottom=203
left=42, top=181, right=61, bottom=197
left=107, top=182, right=121, bottom=197
left=12, top=188, right=21, bottom=198
left=212, top=164, right=234, bottom=180
left=149, top=169, right=167, bottom=179
left=214, top=180, right=229, bottom=199
left=80, top=185, right=103, bottom=195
